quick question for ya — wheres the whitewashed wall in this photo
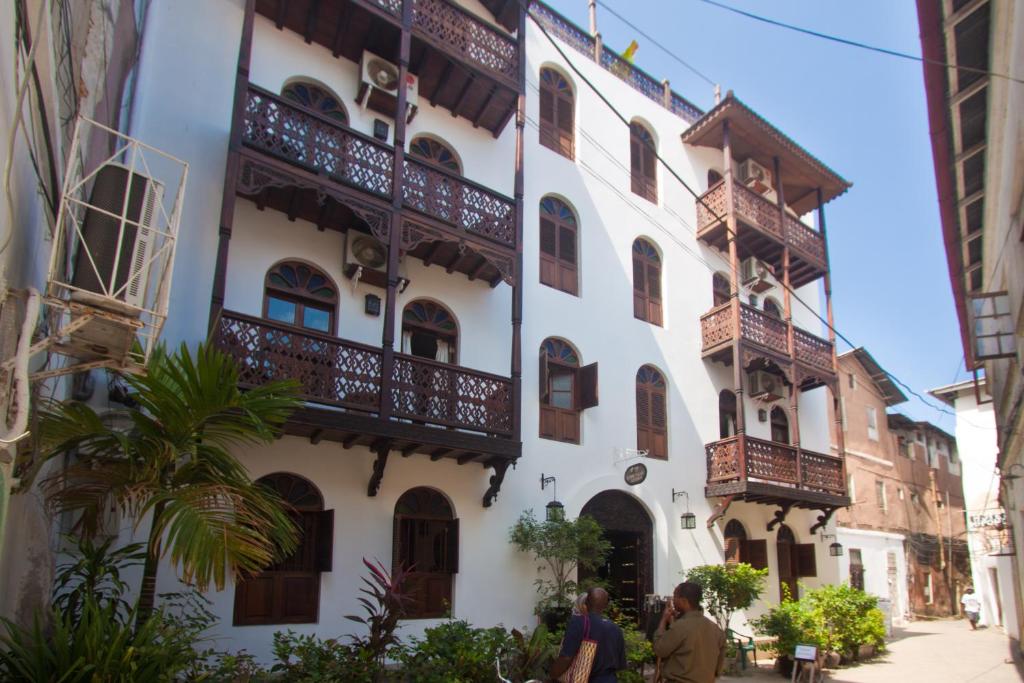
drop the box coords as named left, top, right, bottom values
left=836, top=527, right=909, bottom=626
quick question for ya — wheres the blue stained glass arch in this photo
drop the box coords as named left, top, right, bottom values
left=637, top=365, right=665, bottom=387
left=403, top=300, right=457, bottom=333
left=632, top=238, right=660, bottom=263
left=540, top=67, right=572, bottom=94
left=409, top=136, right=461, bottom=173
left=540, top=196, right=577, bottom=225
left=281, top=80, right=349, bottom=124
left=542, top=338, right=579, bottom=366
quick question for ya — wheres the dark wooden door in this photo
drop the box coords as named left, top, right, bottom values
left=587, top=530, right=643, bottom=622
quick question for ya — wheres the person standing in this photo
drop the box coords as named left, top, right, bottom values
left=653, top=582, right=726, bottom=683
left=961, top=587, right=981, bottom=630
left=549, top=587, right=626, bottom=683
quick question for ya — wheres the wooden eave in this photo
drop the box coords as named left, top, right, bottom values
left=681, top=95, right=852, bottom=215
left=706, top=480, right=850, bottom=510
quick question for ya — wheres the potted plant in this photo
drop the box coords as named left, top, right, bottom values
left=508, top=510, right=610, bottom=630
left=749, top=591, right=823, bottom=678
left=685, top=563, right=767, bottom=673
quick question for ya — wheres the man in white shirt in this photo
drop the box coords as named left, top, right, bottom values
left=961, top=587, right=981, bottom=630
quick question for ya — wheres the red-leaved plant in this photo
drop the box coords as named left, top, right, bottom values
left=345, top=558, right=413, bottom=673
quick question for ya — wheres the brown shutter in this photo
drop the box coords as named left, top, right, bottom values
left=314, top=509, right=334, bottom=572
left=777, top=542, right=793, bottom=578
left=579, top=362, right=599, bottom=409
left=539, top=83, right=555, bottom=151
left=392, top=513, right=404, bottom=574
left=646, top=261, right=662, bottom=326
left=556, top=94, right=574, bottom=158
left=744, top=539, right=769, bottom=570
left=633, top=256, right=647, bottom=319
left=651, top=389, right=667, bottom=458
left=558, top=224, right=578, bottom=295
left=540, top=406, right=557, bottom=438
left=539, top=349, right=549, bottom=403
left=795, top=544, right=817, bottom=577
left=636, top=380, right=650, bottom=430
left=446, top=518, right=460, bottom=573
left=724, top=537, right=740, bottom=565
left=539, top=217, right=557, bottom=288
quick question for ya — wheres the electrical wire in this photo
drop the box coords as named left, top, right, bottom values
left=694, top=0, right=1024, bottom=86
left=594, top=0, right=716, bottom=87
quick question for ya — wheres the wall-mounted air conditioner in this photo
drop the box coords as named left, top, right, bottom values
left=70, top=163, right=163, bottom=315
left=358, top=51, right=419, bottom=123
left=738, top=158, right=772, bottom=195
left=344, top=232, right=389, bottom=289
left=740, top=256, right=774, bottom=293
left=748, top=370, right=784, bottom=403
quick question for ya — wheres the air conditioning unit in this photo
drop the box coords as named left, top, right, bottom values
left=358, top=52, right=419, bottom=123
left=738, top=158, right=772, bottom=194
left=740, top=257, right=774, bottom=293
left=70, top=163, right=163, bottom=316
left=344, top=233, right=389, bottom=289
left=748, top=370, right=784, bottom=403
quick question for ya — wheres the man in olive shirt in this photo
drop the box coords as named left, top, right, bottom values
left=653, top=582, right=726, bottom=682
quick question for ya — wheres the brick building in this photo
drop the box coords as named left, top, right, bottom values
left=832, top=348, right=970, bottom=621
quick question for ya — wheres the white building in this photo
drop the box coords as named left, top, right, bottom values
left=931, top=378, right=1018, bottom=634
left=2, top=0, right=854, bottom=656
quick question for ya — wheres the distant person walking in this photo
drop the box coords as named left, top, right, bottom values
left=653, top=582, right=726, bottom=683
left=549, top=587, right=626, bottom=683
left=961, top=587, right=981, bottom=630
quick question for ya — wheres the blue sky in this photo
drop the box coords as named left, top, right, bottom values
left=544, top=0, right=962, bottom=431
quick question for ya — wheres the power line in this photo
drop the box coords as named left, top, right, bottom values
left=595, top=0, right=716, bottom=87
left=694, top=0, right=1024, bottom=86
left=524, top=4, right=995, bottom=435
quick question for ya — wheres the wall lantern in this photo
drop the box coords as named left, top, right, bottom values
left=820, top=532, right=843, bottom=556
left=541, top=473, right=564, bottom=521
left=672, top=489, right=697, bottom=530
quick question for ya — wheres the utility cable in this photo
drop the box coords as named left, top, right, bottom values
left=695, top=0, right=1024, bottom=86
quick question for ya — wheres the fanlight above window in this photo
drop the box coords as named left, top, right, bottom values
left=281, top=81, right=349, bottom=124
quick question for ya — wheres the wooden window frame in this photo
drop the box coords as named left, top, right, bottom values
left=539, top=197, right=579, bottom=296
left=401, top=299, right=459, bottom=364
left=539, top=339, right=597, bottom=444
left=632, top=238, right=663, bottom=326
left=234, top=473, right=333, bottom=626
left=538, top=68, right=575, bottom=160
left=636, top=365, right=668, bottom=460
left=263, top=261, right=338, bottom=334
left=630, top=122, right=657, bottom=203
left=393, top=488, right=458, bottom=620
left=770, top=406, right=790, bottom=444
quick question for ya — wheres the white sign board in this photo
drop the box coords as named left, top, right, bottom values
left=793, top=645, right=818, bottom=662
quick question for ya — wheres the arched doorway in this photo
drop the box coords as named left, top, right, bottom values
left=777, top=524, right=798, bottom=601
left=578, top=490, right=653, bottom=622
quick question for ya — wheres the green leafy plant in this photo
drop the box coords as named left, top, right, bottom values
left=749, top=589, right=824, bottom=662
left=501, top=625, right=557, bottom=682
left=398, top=620, right=512, bottom=683
left=37, top=342, right=303, bottom=623
left=804, top=584, right=885, bottom=660
left=508, top=510, right=611, bottom=616
left=51, top=535, right=145, bottom=627
left=271, top=631, right=376, bottom=683
left=344, top=557, right=413, bottom=674
left=685, top=562, right=768, bottom=632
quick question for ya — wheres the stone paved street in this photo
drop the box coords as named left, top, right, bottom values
left=720, top=619, right=1023, bottom=683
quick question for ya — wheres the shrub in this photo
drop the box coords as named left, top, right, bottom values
left=399, top=620, right=512, bottom=683
left=344, top=558, right=413, bottom=672
left=685, top=563, right=768, bottom=632
left=749, top=594, right=824, bottom=661
left=271, top=631, right=377, bottom=683
left=501, top=625, right=557, bottom=682
left=804, top=584, right=886, bottom=660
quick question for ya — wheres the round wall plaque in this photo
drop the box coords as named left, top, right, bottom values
left=624, top=463, right=648, bottom=486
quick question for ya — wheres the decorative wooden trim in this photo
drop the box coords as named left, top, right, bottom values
left=482, top=459, right=510, bottom=507
left=367, top=442, right=391, bottom=496
left=809, top=506, right=838, bottom=535
left=767, top=501, right=794, bottom=532
left=706, top=494, right=736, bottom=528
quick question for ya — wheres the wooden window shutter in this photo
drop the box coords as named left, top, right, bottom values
left=392, top=513, right=404, bottom=574
left=794, top=544, right=817, bottom=577
left=314, top=509, right=334, bottom=572
left=579, top=362, right=599, bottom=409
left=743, top=539, right=769, bottom=570
left=558, top=224, right=577, bottom=295
left=445, top=518, right=460, bottom=573
left=556, top=94, right=574, bottom=158
left=633, top=255, right=648, bottom=320
left=646, top=261, right=662, bottom=326
left=777, top=543, right=793, bottom=578
left=650, top=387, right=667, bottom=458
left=724, top=536, right=740, bottom=565
left=539, top=216, right=558, bottom=288
left=636, top=380, right=651, bottom=452
left=539, top=349, right=550, bottom=402
left=539, top=83, right=555, bottom=148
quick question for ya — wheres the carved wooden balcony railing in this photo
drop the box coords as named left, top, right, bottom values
left=241, top=85, right=515, bottom=248
left=695, top=180, right=827, bottom=285
left=700, top=302, right=835, bottom=380
left=706, top=434, right=846, bottom=498
left=213, top=311, right=514, bottom=437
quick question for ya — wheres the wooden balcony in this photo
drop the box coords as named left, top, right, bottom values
left=700, top=303, right=835, bottom=387
left=696, top=181, right=827, bottom=288
left=256, top=0, right=520, bottom=135
left=236, top=85, right=515, bottom=284
left=705, top=434, right=848, bottom=508
left=213, top=311, right=520, bottom=503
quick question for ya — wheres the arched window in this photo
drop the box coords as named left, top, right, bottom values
left=719, top=390, right=737, bottom=439
left=401, top=300, right=457, bottom=363
left=764, top=297, right=782, bottom=319
left=630, top=122, right=657, bottom=203
left=539, top=338, right=596, bottom=444
left=724, top=519, right=747, bottom=564
left=409, top=136, right=461, bottom=173
left=394, top=487, right=458, bottom=619
left=770, top=406, right=790, bottom=444
left=713, top=272, right=731, bottom=307
left=776, top=525, right=816, bottom=601
left=539, top=68, right=574, bottom=159
left=708, top=169, right=723, bottom=187
left=539, top=196, right=578, bottom=296
left=632, top=238, right=662, bottom=326
left=264, top=261, right=338, bottom=334
left=234, top=473, right=332, bottom=625
left=282, top=80, right=348, bottom=124
left=636, top=365, right=667, bottom=459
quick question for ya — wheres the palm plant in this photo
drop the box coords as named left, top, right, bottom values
left=38, top=342, right=303, bottom=621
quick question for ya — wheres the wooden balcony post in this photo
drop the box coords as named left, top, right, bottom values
left=209, top=0, right=255, bottom=332
left=774, top=157, right=802, bottom=485
left=723, top=120, right=746, bottom=435
left=594, top=32, right=602, bottom=63
left=511, top=6, right=526, bottom=443
left=818, top=187, right=847, bottom=490
left=380, top=0, right=414, bottom=419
